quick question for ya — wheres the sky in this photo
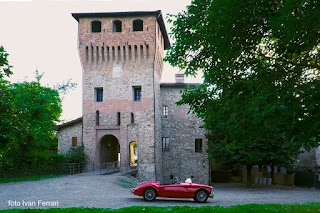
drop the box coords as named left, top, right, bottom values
left=0, top=0, right=200, bottom=122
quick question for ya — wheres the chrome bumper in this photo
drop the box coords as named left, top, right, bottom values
left=209, top=191, right=214, bottom=198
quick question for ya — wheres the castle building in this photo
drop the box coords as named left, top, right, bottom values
left=57, top=10, right=209, bottom=184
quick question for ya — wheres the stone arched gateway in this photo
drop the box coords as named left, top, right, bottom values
left=100, top=135, right=120, bottom=166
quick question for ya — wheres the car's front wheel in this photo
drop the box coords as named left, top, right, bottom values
left=194, top=189, right=208, bottom=203
left=143, top=187, right=157, bottom=201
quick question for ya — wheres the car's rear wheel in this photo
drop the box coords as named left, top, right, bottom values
left=194, top=189, right=208, bottom=203
left=143, top=187, right=156, bottom=201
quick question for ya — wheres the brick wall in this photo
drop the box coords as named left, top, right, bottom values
left=75, top=12, right=166, bottom=181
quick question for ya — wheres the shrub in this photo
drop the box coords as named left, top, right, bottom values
left=65, top=145, right=87, bottom=163
left=0, top=151, right=67, bottom=178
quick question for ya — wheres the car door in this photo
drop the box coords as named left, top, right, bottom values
left=179, top=183, right=196, bottom=198
left=157, top=184, right=181, bottom=198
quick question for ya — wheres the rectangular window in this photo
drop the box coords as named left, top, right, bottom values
left=117, top=112, right=121, bottom=125
left=162, top=137, right=170, bottom=152
left=95, top=88, right=103, bottom=102
left=133, top=86, right=141, bottom=101
left=113, top=20, right=122, bottom=32
left=163, top=106, right=168, bottom=117
left=96, top=110, right=100, bottom=125
left=72, top=137, right=77, bottom=147
left=85, top=46, right=89, bottom=62
left=131, top=112, right=134, bottom=124
left=195, top=139, right=203, bottom=153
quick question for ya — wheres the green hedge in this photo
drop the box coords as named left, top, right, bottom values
left=0, top=145, right=87, bottom=178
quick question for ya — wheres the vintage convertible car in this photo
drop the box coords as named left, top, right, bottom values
left=131, top=177, right=214, bottom=203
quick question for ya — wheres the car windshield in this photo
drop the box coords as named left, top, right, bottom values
left=185, top=178, right=192, bottom=184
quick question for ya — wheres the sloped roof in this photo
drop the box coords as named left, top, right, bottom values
left=55, top=117, right=83, bottom=131
left=160, top=83, right=199, bottom=88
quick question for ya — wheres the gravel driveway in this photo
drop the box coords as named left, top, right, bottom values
left=1, top=171, right=319, bottom=210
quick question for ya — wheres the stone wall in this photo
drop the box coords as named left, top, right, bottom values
left=296, top=147, right=320, bottom=172
left=57, top=119, right=83, bottom=154
left=160, top=84, right=209, bottom=184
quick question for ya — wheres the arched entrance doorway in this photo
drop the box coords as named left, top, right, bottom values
left=129, top=141, right=138, bottom=166
left=100, top=135, right=120, bottom=166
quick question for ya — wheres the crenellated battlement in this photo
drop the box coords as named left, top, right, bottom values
left=83, top=43, right=151, bottom=67
left=73, top=11, right=168, bottom=74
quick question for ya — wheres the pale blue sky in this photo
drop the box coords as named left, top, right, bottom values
left=0, top=0, right=201, bottom=121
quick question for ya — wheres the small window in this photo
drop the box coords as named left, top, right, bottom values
left=146, top=44, right=149, bottom=60
left=85, top=46, right=89, bottom=62
left=140, top=45, right=144, bottom=60
left=163, top=106, right=168, bottom=117
left=133, top=86, right=141, bottom=101
left=96, top=46, right=99, bottom=63
left=95, top=88, right=103, bottom=102
left=117, top=112, right=121, bottom=125
left=91, top=20, right=101, bottom=32
left=162, top=137, right=170, bottom=152
left=133, top=19, right=143, bottom=31
left=96, top=110, right=100, bottom=125
left=113, top=20, right=122, bottom=32
left=131, top=112, right=134, bottom=124
left=195, top=139, right=203, bottom=153
left=72, top=137, right=77, bottom=147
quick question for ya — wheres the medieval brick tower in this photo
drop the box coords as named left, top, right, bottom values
left=72, top=11, right=169, bottom=180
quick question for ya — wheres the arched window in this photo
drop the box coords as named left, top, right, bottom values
left=113, top=20, right=122, bottom=32
left=91, top=20, right=101, bottom=32
left=133, top=19, right=143, bottom=31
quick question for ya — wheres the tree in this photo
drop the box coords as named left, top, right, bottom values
left=165, top=0, right=320, bottom=185
left=1, top=80, right=63, bottom=170
left=0, top=45, right=12, bottom=78
left=0, top=46, right=75, bottom=176
left=0, top=46, right=14, bottom=163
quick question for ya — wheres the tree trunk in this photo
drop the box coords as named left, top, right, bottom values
left=246, top=165, right=253, bottom=187
left=271, top=164, right=274, bottom=185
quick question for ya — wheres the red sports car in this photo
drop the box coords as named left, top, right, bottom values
left=131, top=177, right=214, bottom=203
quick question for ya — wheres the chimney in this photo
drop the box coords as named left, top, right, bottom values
left=175, top=74, right=184, bottom=83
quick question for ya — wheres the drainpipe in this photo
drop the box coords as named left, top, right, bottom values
left=152, top=14, right=161, bottom=181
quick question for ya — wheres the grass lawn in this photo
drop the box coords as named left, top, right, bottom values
left=0, top=175, right=63, bottom=184
left=0, top=203, right=320, bottom=213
